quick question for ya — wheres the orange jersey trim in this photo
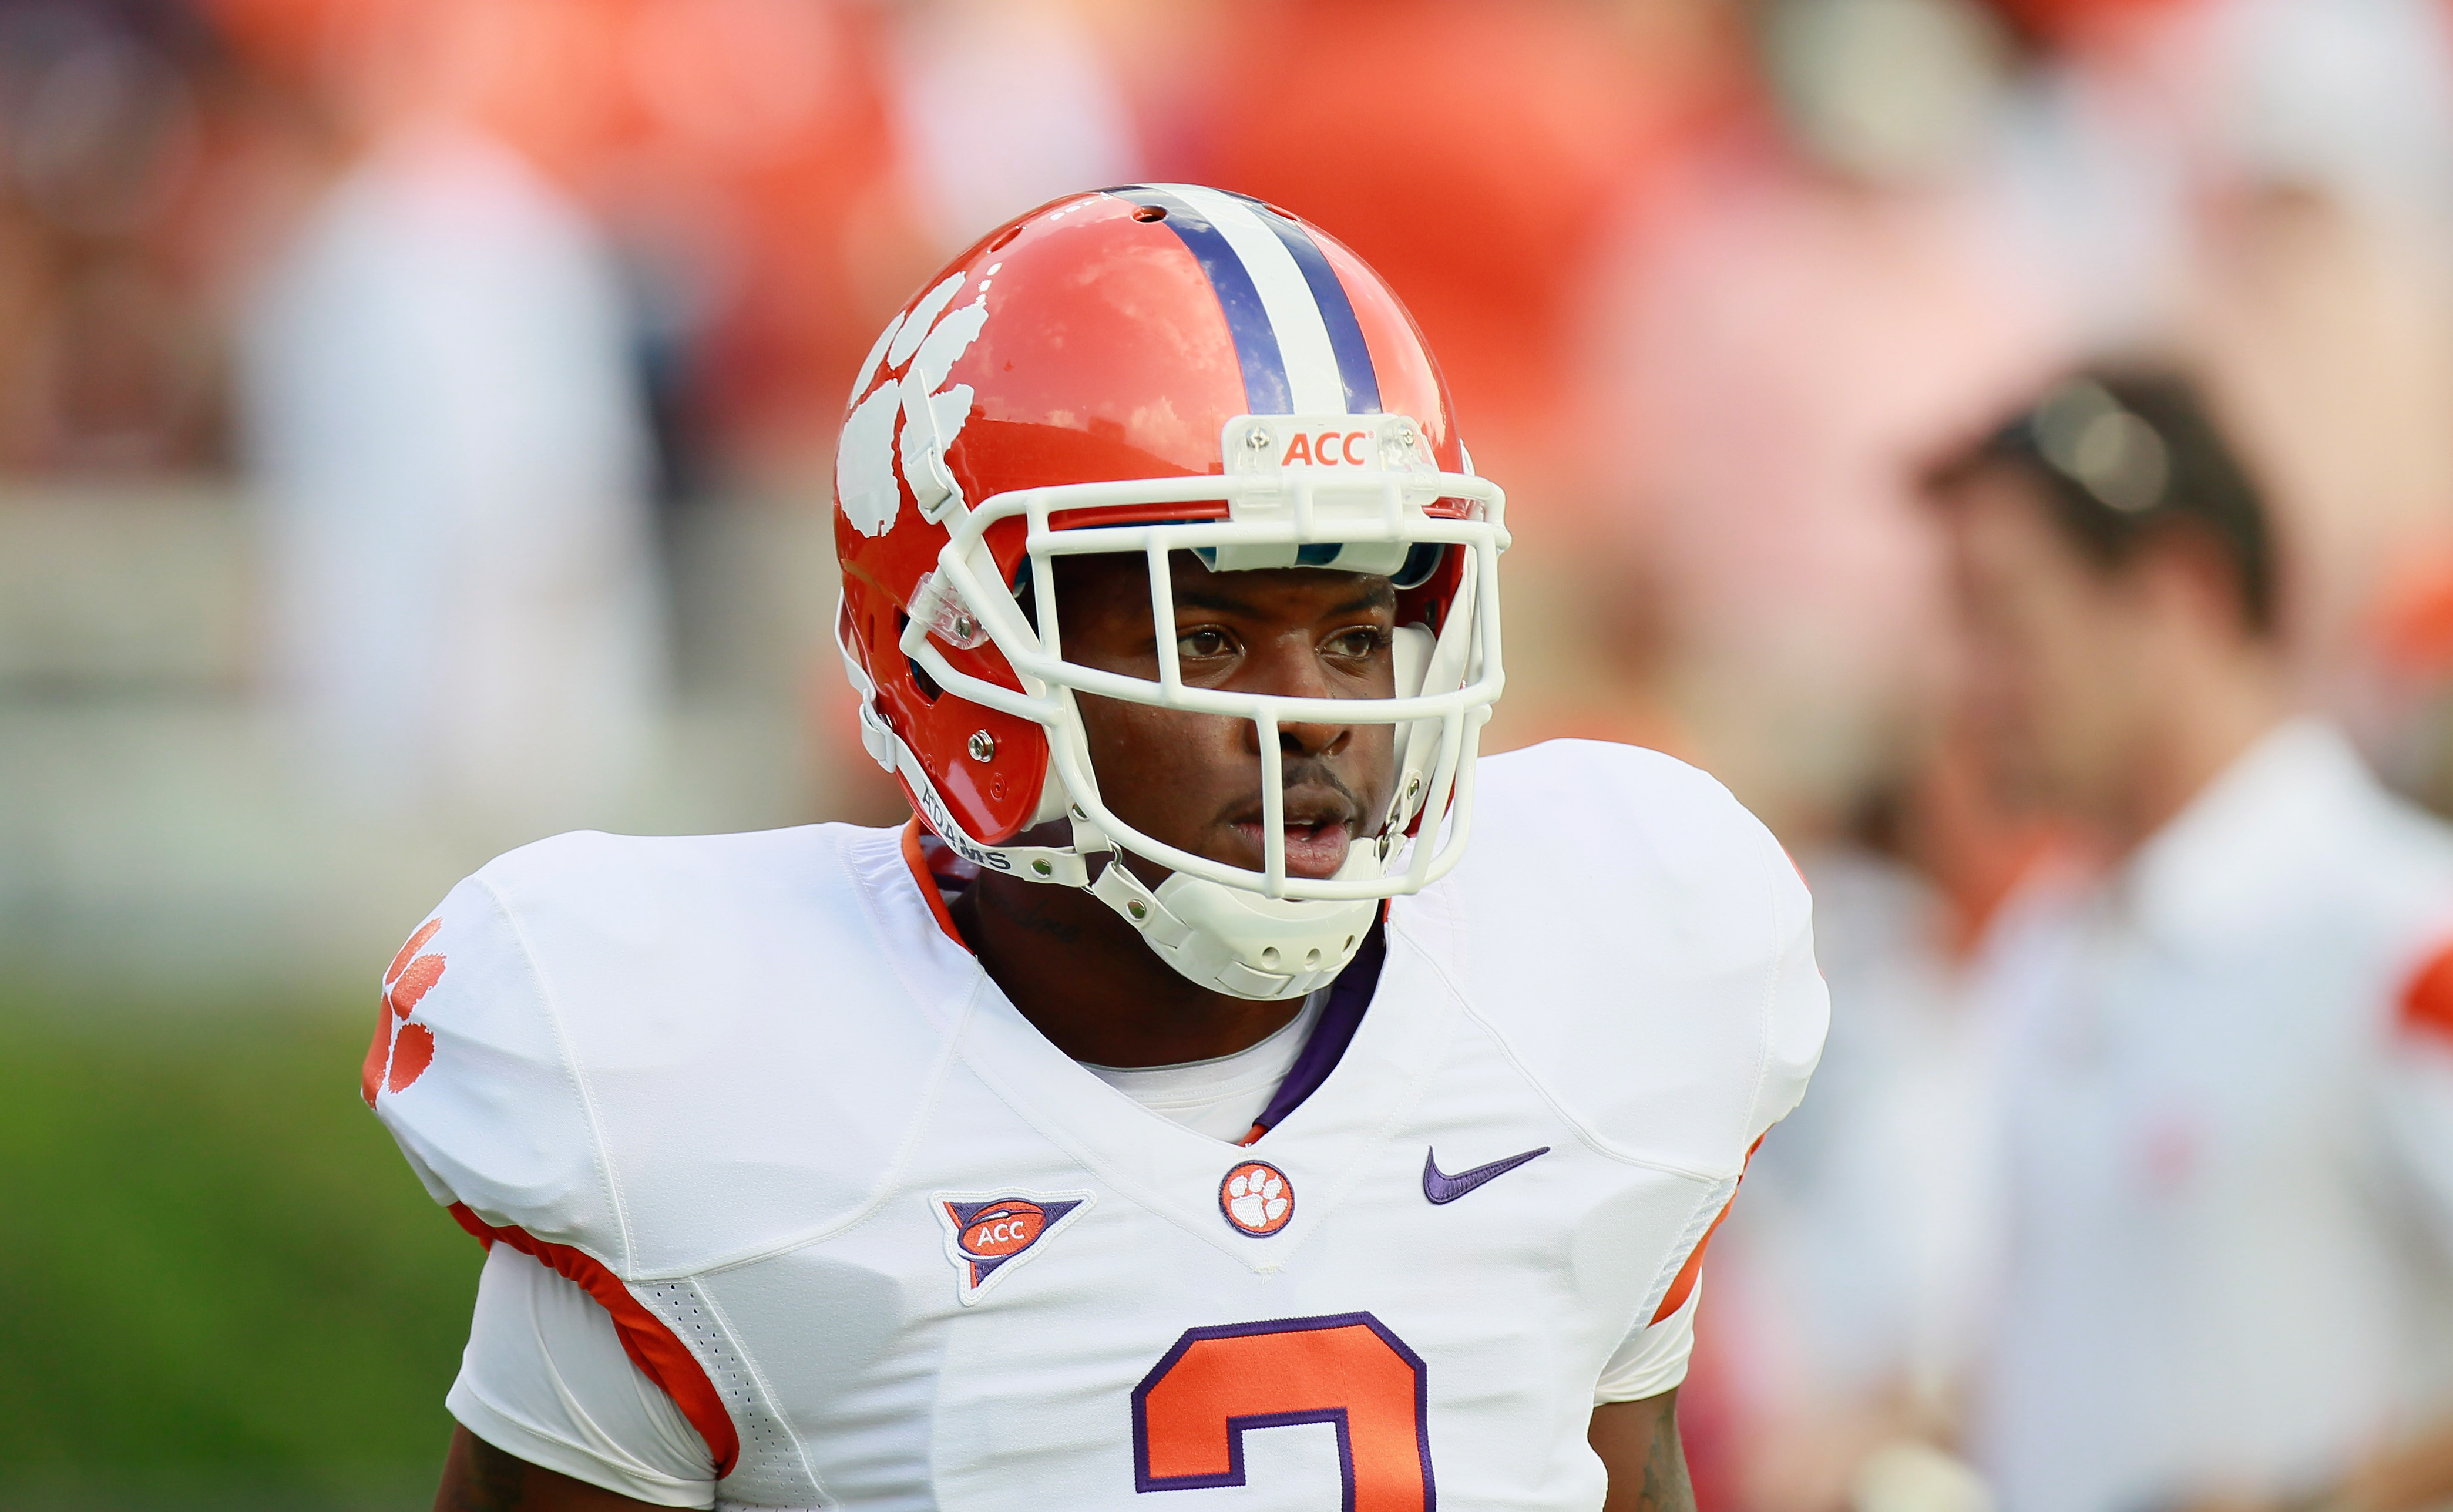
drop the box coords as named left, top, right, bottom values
left=901, top=817, right=970, bottom=950
left=1649, top=1135, right=1764, bottom=1325
left=447, top=1204, right=741, bottom=1478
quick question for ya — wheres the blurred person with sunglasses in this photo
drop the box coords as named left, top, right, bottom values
left=1928, top=371, right=2453, bottom=1512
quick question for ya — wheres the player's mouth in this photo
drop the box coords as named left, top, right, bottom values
left=1222, top=790, right=1360, bottom=880
left=1227, top=819, right=1352, bottom=879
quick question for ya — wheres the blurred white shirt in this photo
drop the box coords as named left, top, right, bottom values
left=1975, top=718, right=2453, bottom=1512
left=241, top=125, right=661, bottom=825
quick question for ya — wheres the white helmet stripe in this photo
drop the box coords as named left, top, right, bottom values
left=1158, top=184, right=1350, bottom=415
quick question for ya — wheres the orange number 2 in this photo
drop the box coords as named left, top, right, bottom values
left=1132, top=1312, right=1433, bottom=1512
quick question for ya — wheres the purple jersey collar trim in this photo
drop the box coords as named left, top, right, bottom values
left=1245, top=915, right=1386, bottom=1140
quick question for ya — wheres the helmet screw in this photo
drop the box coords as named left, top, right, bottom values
left=1406, top=774, right=1422, bottom=798
left=952, top=613, right=976, bottom=640
left=1032, top=858, right=1053, bottom=876
left=1246, top=427, right=1272, bottom=450
left=1127, top=901, right=1147, bottom=920
left=967, top=730, right=996, bottom=762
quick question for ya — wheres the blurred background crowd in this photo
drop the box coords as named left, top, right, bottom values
left=8, top=0, right=2453, bottom=1507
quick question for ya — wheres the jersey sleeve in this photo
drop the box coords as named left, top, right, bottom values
left=1749, top=834, right=1828, bottom=1145
left=1620, top=770, right=1823, bottom=1347
left=364, top=872, right=621, bottom=1257
left=365, top=870, right=748, bottom=1484
left=448, top=1244, right=717, bottom=1507
left=1594, top=1286, right=1702, bottom=1404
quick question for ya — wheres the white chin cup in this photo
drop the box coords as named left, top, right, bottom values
left=1090, top=852, right=1379, bottom=1001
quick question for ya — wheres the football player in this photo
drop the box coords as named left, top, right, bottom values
left=364, top=186, right=1827, bottom=1511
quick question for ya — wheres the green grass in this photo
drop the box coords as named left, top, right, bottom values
left=0, top=997, right=479, bottom=1507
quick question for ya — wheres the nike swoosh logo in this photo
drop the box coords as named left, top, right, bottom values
left=1422, top=1145, right=1551, bottom=1205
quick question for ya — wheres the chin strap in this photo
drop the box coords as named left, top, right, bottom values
left=835, top=603, right=1093, bottom=886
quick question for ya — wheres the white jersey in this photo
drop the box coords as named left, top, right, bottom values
left=1975, top=720, right=2453, bottom=1512
left=367, top=740, right=1827, bottom=1510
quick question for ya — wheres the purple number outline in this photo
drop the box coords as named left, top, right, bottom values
left=1130, top=1312, right=1434, bottom=1512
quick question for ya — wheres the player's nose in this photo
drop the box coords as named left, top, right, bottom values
left=1236, top=633, right=1352, bottom=760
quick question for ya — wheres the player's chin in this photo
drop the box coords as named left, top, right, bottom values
left=1222, top=820, right=1353, bottom=881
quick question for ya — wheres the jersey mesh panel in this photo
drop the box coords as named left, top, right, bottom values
left=640, top=1277, right=828, bottom=1509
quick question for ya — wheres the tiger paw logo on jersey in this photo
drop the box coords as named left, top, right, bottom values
left=1219, top=1161, right=1294, bottom=1237
left=361, top=918, right=445, bottom=1106
left=932, top=1189, right=1094, bottom=1306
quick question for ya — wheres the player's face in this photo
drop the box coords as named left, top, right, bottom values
left=1055, top=553, right=1400, bottom=882
left=1940, top=466, right=2151, bottom=817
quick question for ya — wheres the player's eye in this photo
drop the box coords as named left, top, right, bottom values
left=1322, top=626, right=1387, bottom=661
left=1178, top=626, right=1236, bottom=661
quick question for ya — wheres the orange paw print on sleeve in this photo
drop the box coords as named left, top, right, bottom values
left=362, top=918, right=447, bottom=1106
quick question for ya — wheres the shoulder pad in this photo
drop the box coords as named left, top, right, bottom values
left=1412, top=740, right=1826, bottom=1177
left=368, top=869, right=618, bottom=1262
left=371, top=824, right=972, bottom=1278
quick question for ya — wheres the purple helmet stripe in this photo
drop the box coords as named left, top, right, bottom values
left=1108, top=184, right=1293, bottom=415
left=1226, top=191, right=1382, bottom=415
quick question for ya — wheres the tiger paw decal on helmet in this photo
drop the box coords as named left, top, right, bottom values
left=836, top=266, right=994, bottom=537
left=362, top=918, right=445, bottom=1105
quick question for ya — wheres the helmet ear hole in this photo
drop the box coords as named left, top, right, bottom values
left=1009, top=563, right=1038, bottom=638
left=896, top=612, right=943, bottom=703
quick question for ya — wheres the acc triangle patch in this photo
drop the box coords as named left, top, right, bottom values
left=932, top=1188, right=1094, bottom=1305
